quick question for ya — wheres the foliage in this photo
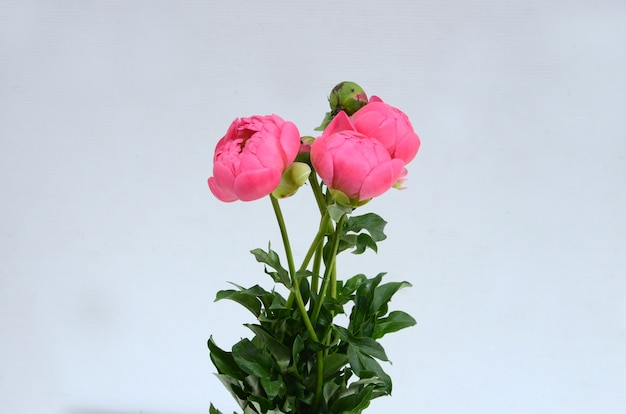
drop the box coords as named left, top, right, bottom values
left=209, top=207, right=416, bottom=414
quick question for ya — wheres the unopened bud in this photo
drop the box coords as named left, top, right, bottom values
left=328, top=81, right=368, bottom=116
left=272, top=162, right=311, bottom=199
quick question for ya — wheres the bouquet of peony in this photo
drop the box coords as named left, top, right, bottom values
left=207, top=82, right=421, bottom=414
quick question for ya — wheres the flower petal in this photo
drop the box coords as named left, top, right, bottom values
left=359, top=158, right=405, bottom=200
left=233, top=168, right=281, bottom=201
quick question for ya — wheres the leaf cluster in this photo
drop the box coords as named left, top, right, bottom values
left=208, top=213, right=415, bottom=414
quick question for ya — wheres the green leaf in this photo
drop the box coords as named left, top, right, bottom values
left=260, top=376, right=284, bottom=400
left=323, top=353, right=349, bottom=381
left=373, top=310, right=417, bottom=339
left=352, top=233, right=378, bottom=255
left=295, top=270, right=313, bottom=306
left=245, top=324, right=292, bottom=371
left=327, top=203, right=352, bottom=222
left=251, top=246, right=291, bottom=288
left=371, top=281, right=412, bottom=314
left=215, top=289, right=262, bottom=317
left=208, top=336, right=246, bottom=380
left=291, top=334, right=305, bottom=370
left=214, top=374, right=247, bottom=408
left=337, top=234, right=358, bottom=254
left=340, top=274, right=367, bottom=300
left=209, top=403, right=223, bottom=414
left=330, top=384, right=373, bottom=414
left=345, top=213, right=387, bottom=242
left=349, top=273, right=384, bottom=336
left=232, top=338, right=274, bottom=378
left=346, top=346, right=392, bottom=392
left=335, top=326, right=388, bottom=361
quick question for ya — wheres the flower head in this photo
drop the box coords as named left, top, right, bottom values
left=311, top=126, right=405, bottom=206
left=208, top=115, right=301, bottom=202
left=351, top=96, right=420, bottom=164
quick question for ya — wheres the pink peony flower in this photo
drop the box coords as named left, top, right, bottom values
left=351, top=96, right=420, bottom=164
left=310, top=128, right=405, bottom=205
left=208, top=115, right=301, bottom=202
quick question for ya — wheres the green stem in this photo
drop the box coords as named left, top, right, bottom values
left=298, top=211, right=330, bottom=273
left=312, top=349, right=325, bottom=412
left=312, top=215, right=346, bottom=412
left=285, top=210, right=329, bottom=309
left=310, top=214, right=347, bottom=325
left=269, top=195, right=319, bottom=343
left=311, top=241, right=323, bottom=294
left=309, top=172, right=327, bottom=214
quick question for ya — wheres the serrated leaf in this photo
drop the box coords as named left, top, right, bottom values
left=373, top=310, right=417, bottom=339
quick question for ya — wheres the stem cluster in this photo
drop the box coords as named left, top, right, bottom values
left=209, top=171, right=416, bottom=414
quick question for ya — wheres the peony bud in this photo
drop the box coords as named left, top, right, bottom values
left=271, top=162, right=311, bottom=199
left=328, top=81, right=368, bottom=116
left=315, top=82, right=368, bottom=131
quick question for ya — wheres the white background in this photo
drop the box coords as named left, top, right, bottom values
left=1, top=1, right=625, bottom=413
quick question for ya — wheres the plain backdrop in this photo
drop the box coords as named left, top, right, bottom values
left=1, top=1, right=625, bottom=413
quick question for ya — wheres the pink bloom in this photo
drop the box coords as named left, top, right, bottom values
left=208, top=115, right=300, bottom=202
left=311, top=129, right=405, bottom=205
left=351, top=96, right=420, bottom=164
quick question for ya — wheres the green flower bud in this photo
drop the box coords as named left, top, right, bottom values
left=328, top=81, right=368, bottom=116
left=272, top=162, right=311, bottom=199
left=315, top=82, right=369, bottom=131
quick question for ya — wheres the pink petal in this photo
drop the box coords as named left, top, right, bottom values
left=359, top=158, right=404, bottom=200
left=322, top=111, right=357, bottom=137
left=310, top=137, right=335, bottom=184
left=233, top=168, right=281, bottom=201
left=278, top=120, right=301, bottom=164
left=208, top=177, right=237, bottom=202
